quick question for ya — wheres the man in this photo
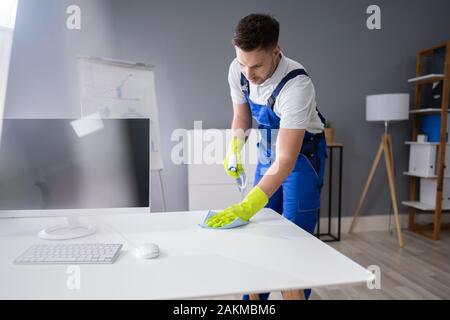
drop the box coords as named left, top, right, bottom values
left=205, top=13, right=327, bottom=300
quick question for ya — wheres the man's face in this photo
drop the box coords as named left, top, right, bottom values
left=235, top=45, right=280, bottom=85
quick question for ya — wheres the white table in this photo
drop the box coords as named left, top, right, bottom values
left=0, top=209, right=372, bottom=299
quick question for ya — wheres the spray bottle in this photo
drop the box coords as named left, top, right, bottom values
left=228, top=154, right=248, bottom=196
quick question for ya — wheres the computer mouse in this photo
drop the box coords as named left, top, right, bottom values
left=135, top=243, right=160, bottom=259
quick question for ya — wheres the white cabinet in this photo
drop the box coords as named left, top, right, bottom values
left=406, top=142, right=450, bottom=177
left=408, top=143, right=437, bottom=177
left=187, top=129, right=259, bottom=211
left=420, top=178, right=450, bottom=207
left=405, top=141, right=450, bottom=207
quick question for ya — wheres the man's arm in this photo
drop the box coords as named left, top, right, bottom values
left=231, top=102, right=252, bottom=140
left=222, top=102, right=252, bottom=180
left=206, top=127, right=305, bottom=227
left=257, top=128, right=305, bottom=197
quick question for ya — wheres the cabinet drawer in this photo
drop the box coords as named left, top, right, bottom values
left=188, top=184, right=250, bottom=211
left=187, top=129, right=259, bottom=185
left=188, top=163, right=257, bottom=185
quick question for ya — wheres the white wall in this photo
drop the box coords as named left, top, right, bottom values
left=0, top=0, right=18, bottom=143
left=5, top=0, right=117, bottom=119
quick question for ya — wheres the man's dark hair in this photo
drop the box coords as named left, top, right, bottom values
left=232, top=14, right=279, bottom=52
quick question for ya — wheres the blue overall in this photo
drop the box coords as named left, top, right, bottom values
left=241, top=69, right=327, bottom=300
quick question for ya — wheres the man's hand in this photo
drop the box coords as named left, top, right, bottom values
left=223, top=137, right=245, bottom=179
left=205, top=205, right=242, bottom=228
left=205, top=186, right=268, bottom=228
left=224, top=102, right=252, bottom=180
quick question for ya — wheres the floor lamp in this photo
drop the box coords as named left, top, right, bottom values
left=349, top=93, right=409, bottom=248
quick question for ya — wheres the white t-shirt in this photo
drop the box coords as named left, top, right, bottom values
left=228, top=53, right=324, bottom=133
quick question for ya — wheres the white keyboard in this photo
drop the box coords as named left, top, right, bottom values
left=14, top=243, right=123, bottom=265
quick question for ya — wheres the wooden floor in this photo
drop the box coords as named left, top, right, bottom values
left=209, top=230, right=450, bottom=300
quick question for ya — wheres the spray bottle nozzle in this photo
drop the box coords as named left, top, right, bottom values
left=228, top=155, right=247, bottom=194
left=236, top=171, right=247, bottom=193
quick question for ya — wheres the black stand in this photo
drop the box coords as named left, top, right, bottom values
left=316, top=144, right=343, bottom=242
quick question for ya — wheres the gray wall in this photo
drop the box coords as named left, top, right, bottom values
left=6, top=0, right=450, bottom=215
left=6, top=0, right=117, bottom=118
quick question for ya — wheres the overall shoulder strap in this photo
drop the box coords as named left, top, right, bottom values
left=266, top=68, right=327, bottom=125
left=317, top=110, right=326, bottom=124
left=267, top=69, right=309, bottom=108
left=240, top=73, right=250, bottom=97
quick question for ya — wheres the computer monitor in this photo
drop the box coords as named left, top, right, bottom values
left=0, top=118, right=150, bottom=239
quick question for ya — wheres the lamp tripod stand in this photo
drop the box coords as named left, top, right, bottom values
left=349, top=121, right=404, bottom=247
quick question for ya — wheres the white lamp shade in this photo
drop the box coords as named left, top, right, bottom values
left=366, top=93, right=410, bottom=122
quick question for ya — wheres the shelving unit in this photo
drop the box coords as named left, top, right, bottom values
left=404, top=41, right=450, bottom=240
left=407, top=74, right=444, bottom=84
left=405, top=141, right=449, bottom=145
left=409, top=108, right=448, bottom=115
left=402, top=200, right=450, bottom=211
left=403, top=172, right=440, bottom=179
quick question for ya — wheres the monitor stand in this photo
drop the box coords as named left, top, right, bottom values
left=38, top=216, right=96, bottom=240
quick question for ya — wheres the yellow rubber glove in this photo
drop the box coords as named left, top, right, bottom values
left=206, top=186, right=268, bottom=228
left=223, top=137, right=245, bottom=179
